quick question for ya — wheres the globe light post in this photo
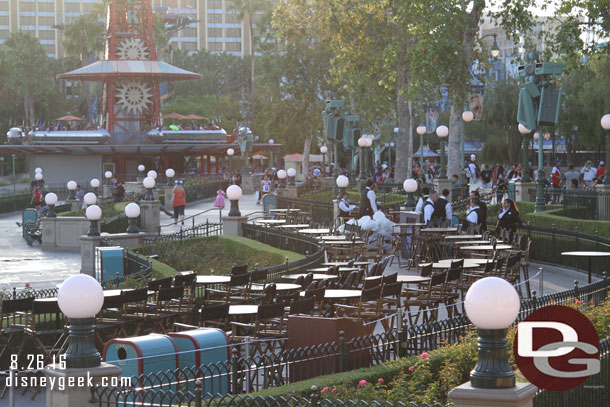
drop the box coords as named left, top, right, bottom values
left=85, top=204, right=102, bottom=236
left=104, top=171, right=113, bottom=185
left=403, top=179, right=418, bottom=209
left=125, top=203, right=140, bottom=233
left=277, top=169, right=287, bottom=188
left=534, top=129, right=546, bottom=213
left=83, top=192, right=97, bottom=208
left=461, top=111, right=474, bottom=186
left=436, top=125, right=449, bottom=179
left=391, top=127, right=399, bottom=170
left=269, top=139, right=275, bottom=167
left=365, top=135, right=373, bottom=177
left=35, top=172, right=43, bottom=187
left=90, top=178, right=100, bottom=195
left=518, top=124, right=532, bottom=183
left=602, top=114, right=610, bottom=185
left=165, top=168, right=175, bottom=186
left=137, top=164, right=145, bottom=179
left=416, top=125, right=426, bottom=177
left=143, top=176, right=155, bottom=201
left=227, top=185, right=243, bottom=217
left=67, top=180, right=77, bottom=200
left=287, top=168, right=296, bottom=186
left=227, top=148, right=235, bottom=170
left=336, top=175, right=349, bottom=200
left=57, top=275, right=105, bottom=368
left=45, top=192, right=58, bottom=218
left=320, top=145, right=328, bottom=175
left=464, top=277, right=520, bottom=388
left=358, top=137, right=367, bottom=179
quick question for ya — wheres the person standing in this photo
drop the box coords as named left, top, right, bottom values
left=497, top=198, right=521, bottom=233
left=338, top=192, right=357, bottom=219
left=465, top=197, right=482, bottom=232
left=172, top=180, right=187, bottom=225
left=31, top=186, right=43, bottom=209
left=432, top=189, right=452, bottom=226
left=75, top=185, right=84, bottom=209
left=580, top=160, right=596, bottom=187
left=596, top=161, right=606, bottom=183
left=214, top=188, right=225, bottom=209
left=564, top=164, right=580, bottom=189
left=470, top=190, right=487, bottom=231
left=480, top=165, right=493, bottom=189
left=467, top=155, right=480, bottom=187
left=423, top=191, right=437, bottom=226
left=415, top=186, right=430, bottom=214
left=258, top=174, right=272, bottom=205
left=359, top=179, right=378, bottom=218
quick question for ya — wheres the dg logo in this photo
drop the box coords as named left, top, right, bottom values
left=514, top=305, right=600, bottom=391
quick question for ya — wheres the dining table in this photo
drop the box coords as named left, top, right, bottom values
left=307, top=266, right=361, bottom=273
left=561, top=251, right=610, bottom=284
left=298, top=228, right=331, bottom=235
left=277, top=224, right=311, bottom=230
left=300, top=289, right=362, bottom=300
left=228, top=304, right=259, bottom=316
left=255, top=219, right=287, bottom=225
left=282, top=273, right=340, bottom=281
left=250, top=283, right=302, bottom=292
left=319, top=236, right=349, bottom=241
left=195, top=275, right=232, bottom=285
left=460, top=244, right=513, bottom=252
left=444, top=235, right=483, bottom=240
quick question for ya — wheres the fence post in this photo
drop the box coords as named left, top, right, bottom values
left=531, top=290, right=537, bottom=312
left=285, top=257, right=289, bottom=274
left=338, top=330, right=347, bottom=373
left=12, top=287, right=16, bottom=300
left=310, top=385, right=320, bottom=407
left=206, top=219, right=209, bottom=236
left=538, top=267, right=544, bottom=297
left=573, top=280, right=580, bottom=302
left=231, top=348, right=240, bottom=394
left=195, top=379, right=202, bottom=407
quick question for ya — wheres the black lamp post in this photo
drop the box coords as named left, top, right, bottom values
left=45, top=193, right=57, bottom=218
left=86, top=205, right=101, bottom=236
left=403, top=179, right=417, bottom=209
left=125, top=203, right=140, bottom=233
left=227, top=185, right=242, bottom=217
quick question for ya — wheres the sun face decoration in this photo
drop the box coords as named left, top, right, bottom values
left=115, top=79, right=153, bottom=115
left=116, top=38, right=150, bottom=60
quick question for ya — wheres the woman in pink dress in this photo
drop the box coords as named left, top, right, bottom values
left=214, top=189, right=225, bottom=209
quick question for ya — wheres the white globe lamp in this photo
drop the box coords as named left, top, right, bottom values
left=67, top=180, right=77, bottom=200
left=336, top=175, right=349, bottom=199
left=35, top=173, right=43, bottom=181
left=416, top=125, right=427, bottom=135
left=358, top=137, right=367, bottom=147
left=287, top=168, right=297, bottom=186
left=45, top=192, right=58, bottom=217
left=90, top=178, right=100, bottom=189
left=403, top=178, right=418, bottom=208
left=277, top=169, right=287, bottom=179
left=269, top=139, right=274, bottom=144
left=320, top=145, right=328, bottom=154
left=464, top=277, right=520, bottom=389
left=85, top=204, right=102, bottom=236
left=601, top=114, right=610, bottom=130
left=104, top=171, right=113, bottom=185
left=602, top=114, right=610, bottom=185
left=227, top=185, right=243, bottom=216
left=436, top=125, right=449, bottom=138
left=57, top=274, right=104, bottom=368
left=227, top=148, right=235, bottom=156
left=462, top=111, right=474, bottom=123
left=165, top=168, right=175, bottom=185
left=35, top=167, right=42, bottom=174
left=83, top=192, right=97, bottom=206
left=143, top=176, right=155, bottom=200
left=138, top=164, right=145, bottom=173
left=125, top=202, right=141, bottom=233
left=147, top=170, right=157, bottom=179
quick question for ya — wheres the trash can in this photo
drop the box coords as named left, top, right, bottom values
left=167, top=328, right=230, bottom=394
left=508, top=179, right=516, bottom=201
left=96, top=246, right=125, bottom=283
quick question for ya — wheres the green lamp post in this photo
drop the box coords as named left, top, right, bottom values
left=602, top=114, right=610, bottom=185
left=518, top=124, right=532, bottom=182
left=534, top=131, right=546, bottom=212
left=461, top=111, right=474, bottom=186
left=358, top=137, right=367, bottom=179
left=416, top=125, right=426, bottom=173
left=45, top=193, right=57, bottom=218
left=436, top=125, right=449, bottom=179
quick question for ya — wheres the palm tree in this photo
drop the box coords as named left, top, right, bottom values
left=226, top=0, right=271, bottom=121
left=61, top=14, right=105, bottom=122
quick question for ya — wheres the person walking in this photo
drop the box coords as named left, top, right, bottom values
left=75, top=184, right=84, bottom=209
left=172, top=180, right=187, bottom=225
left=431, top=189, right=452, bottom=226
left=415, top=186, right=430, bottom=214
left=423, top=191, right=437, bottom=226
left=31, top=186, right=43, bottom=209
left=467, top=154, right=480, bottom=189
left=257, top=174, right=272, bottom=205
left=214, top=188, right=225, bottom=209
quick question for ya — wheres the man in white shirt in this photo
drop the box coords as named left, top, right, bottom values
left=338, top=192, right=356, bottom=218
left=439, top=189, right=452, bottom=220
left=359, top=180, right=378, bottom=217
left=415, top=186, right=430, bottom=213
left=467, top=154, right=479, bottom=186
left=423, top=191, right=437, bottom=225
left=581, top=160, right=597, bottom=186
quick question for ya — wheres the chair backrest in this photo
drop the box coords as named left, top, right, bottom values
left=305, top=281, right=319, bottom=291
left=257, top=302, right=285, bottom=319
left=174, top=273, right=196, bottom=288
left=342, top=271, right=357, bottom=289
left=158, top=286, right=184, bottom=302
left=122, top=287, right=148, bottom=303
left=361, top=285, right=383, bottom=302
left=276, top=292, right=299, bottom=305
left=1, top=297, right=34, bottom=315
left=327, top=266, right=339, bottom=275
left=261, top=283, right=277, bottom=303
left=382, top=272, right=397, bottom=285
left=484, top=261, right=495, bottom=274
left=450, top=259, right=464, bottom=270
left=367, top=263, right=379, bottom=278
left=32, top=299, right=61, bottom=315
left=148, top=277, right=172, bottom=291
left=495, top=257, right=506, bottom=271
left=420, top=263, right=433, bottom=277
left=304, top=287, right=325, bottom=302
left=199, top=303, right=229, bottom=324
left=289, top=297, right=315, bottom=315
left=302, top=273, right=314, bottom=289
left=318, top=278, right=332, bottom=289
left=102, top=294, right=123, bottom=310
left=249, top=269, right=268, bottom=284
left=430, top=271, right=447, bottom=287
left=446, top=267, right=461, bottom=283
left=294, top=275, right=305, bottom=288
left=230, top=273, right=250, bottom=287
left=363, top=276, right=382, bottom=290
left=382, top=282, right=402, bottom=297
left=231, top=264, right=249, bottom=275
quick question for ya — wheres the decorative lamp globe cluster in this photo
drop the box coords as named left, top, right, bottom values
left=358, top=137, right=367, bottom=147
left=138, top=164, right=145, bottom=172
left=416, top=125, right=427, bottom=135
left=436, top=125, right=449, bottom=138
left=35, top=173, right=43, bottom=181
left=83, top=193, right=97, bottom=206
left=320, top=145, right=328, bottom=154
left=147, top=170, right=157, bottom=179
left=227, top=148, right=235, bottom=156
left=462, top=111, right=474, bottom=122
left=90, top=178, right=100, bottom=189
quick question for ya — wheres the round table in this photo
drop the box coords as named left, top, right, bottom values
left=299, top=229, right=331, bottom=235
left=321, top=261, right=370, bottom=267
left=444, top=235, right=482, bottom=240
left=196, top=275, right=231, bottom=285
left=419, top=262, right=482, bottom=270
left=319, top=236, right=349, bottom=241
left=421, top=228, right=458, bottom=233
left=250, top=283, right=302, bottom=292
left=229, top=305, right=258, bottom=316
left=283, top=273, right=339, bottom=281
left=277, top=224, right=311, bottom=229
left=452, top=240, right=502, bottom=245
left=323, top=240, right=364, bottom=245
left=562, top=251, right=610, bottom=284
left=300, top=289, right=361, bottom=300
left=396, top=275, right=431, bottom=284
left=256, top=219, right=287, bottom=225
left=307, top=267, right=361, bottom=273
left=461, top=245, right=513, bottom=251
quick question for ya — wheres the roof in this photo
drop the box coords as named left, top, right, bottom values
left=57, top=60, right=201, bottom=81
left=412, top=145, right=439, bottom=158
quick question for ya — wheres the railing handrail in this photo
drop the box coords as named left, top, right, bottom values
left=158, top=206, right=223, bottom=230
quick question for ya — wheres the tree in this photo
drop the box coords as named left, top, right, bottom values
left=62, top=14, right=105, bottom=121
left=227, top=0, right=273, bottom=122
left=5, top=31, right=50, bottom=126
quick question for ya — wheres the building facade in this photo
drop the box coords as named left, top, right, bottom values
left=0, top=0, right=258, bottom=58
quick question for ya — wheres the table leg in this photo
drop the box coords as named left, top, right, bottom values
left=588, top=257, right=592, bottom=284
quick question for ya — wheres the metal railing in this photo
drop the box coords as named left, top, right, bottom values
left=158, top=207, right=223, bottom=233
left=276, top=195, right=334, bottom=227
left=143, top=220, right=223, bottom=245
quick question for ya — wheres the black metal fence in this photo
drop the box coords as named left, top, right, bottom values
left=534, top=337, right=610, bottom=407
left=276, top=195, right=334, bottom=226
left=561, top=188, right=610, bottom=221
left=185, top=181, right=230, bottom=203
left=242, top=223, right=324, bottom=281
left=142, top=220, right=223, bottom=245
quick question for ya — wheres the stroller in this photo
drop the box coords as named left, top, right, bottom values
left=22, top=208, right=42, bottom=246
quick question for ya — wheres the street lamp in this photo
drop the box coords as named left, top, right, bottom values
left=226, top=185, right=243, bottom=217
left=461, top=111, right=474, bottom=186
left=67, top=180, right=77, bottom=200
left=90, top=178, right=100, bottom=195
left=143, top=176, right=155, bottom=201
left=147, top=170, right=157, bottom=180
left=416, top=125, right=426, bottom=174
left=227, top=147, right=235, bottom=170
left=464, top=277, right=520, bottom=389
left=518, top=124, right=532, bottom=182
left=358, top=137, right=367, bottom=179
left=490, top=35, right=500, bottom=58
left=35, top=172, right=43, bottom=183
left=57, top=274, right=104, bottom=368
left=125, top=203, right=140, bottom=233
left=104, top=171, right=113, bottom=185
left=403, top=178, right=418, bottom=209
left=165, top=168, right=175, bottom=186
left=277, top=169, right=287, bottom=188
left=336, top=175, right=349, bottom=200
left=436, top=125, right=449, bottom=179
left=287, top=168, right=296, bottom=186
left=45, top=193, right=57, bottom=218
left=138, top=164, right=145, bottom=179
left=534, top=128, right=546, bottom=212
left=601, top=114, right=610, bottom=185
left=85, top=204, right=102, bottom=236
left=35, top=167, right=42, bottom=174
left=83, top=192, right=96, bottom=207
left=269, top=139, right=275, bottom=167
left=320, top=145, right=328, bottom=175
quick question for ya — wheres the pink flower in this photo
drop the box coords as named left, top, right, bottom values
left=387, top=390, right=393, bottom=394
left=25, top=282, right=30, bottom=288
left=575, top=299, right=582, bottom=305
left=420, top=352, right=430, bottom=360
left=378, top=378, right=384, bottom=384
left=408, top=366, right=415, bottom=371
left=331, top=388, right=337, bottom=393
left=321, top=387, right=329, bottom=394
left=359, top=379, right=367, bottom=387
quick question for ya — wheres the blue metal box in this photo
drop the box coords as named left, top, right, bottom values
left=96, top=246, right=125, bottom=283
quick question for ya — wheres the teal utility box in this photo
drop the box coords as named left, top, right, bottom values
left=96, top=246, right=125, bottom=283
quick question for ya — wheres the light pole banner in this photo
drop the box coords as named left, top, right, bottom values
left=468, top=92, right=485, bottom=120
left=425, top=109, right=438, bottom=134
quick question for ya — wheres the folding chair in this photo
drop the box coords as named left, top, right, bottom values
left=95, top=294, right=125, bottom=347
left=24, top=300, right=66, bottom=365
left=0, top=297, right=34, bottom=367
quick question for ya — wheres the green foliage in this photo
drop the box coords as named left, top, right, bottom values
left=135, top=236, right=302, bottom=275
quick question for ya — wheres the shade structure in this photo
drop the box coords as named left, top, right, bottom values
left=163, top=113, right=187, bottom=119
left=57, top=60, right=201, bottom=82
left=56, top=115, right=84, bottom=121
left=412, top=145, right=440, bottom=158
left=183, top=114, right=208, bottom=120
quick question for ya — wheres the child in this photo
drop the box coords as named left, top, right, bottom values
left=214, top=188, right=225, bottom=209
